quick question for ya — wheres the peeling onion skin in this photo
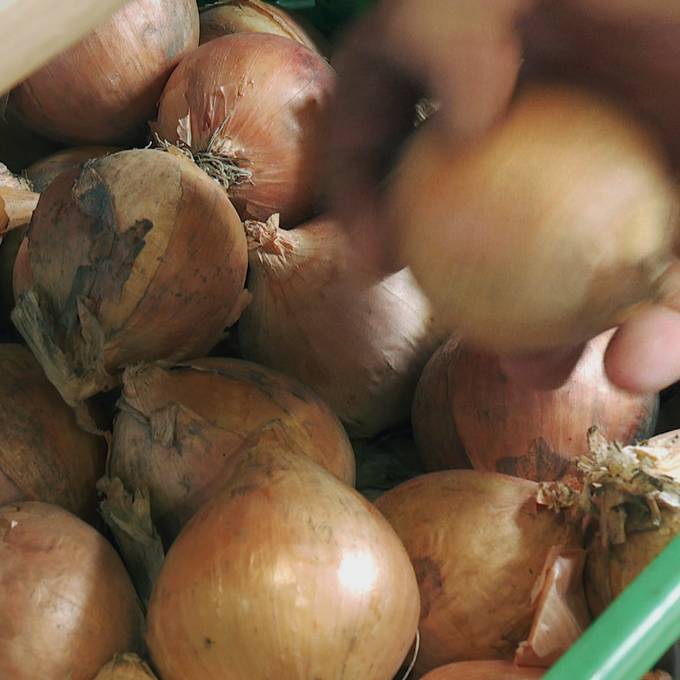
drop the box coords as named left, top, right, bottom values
left=146, top=441, right=420, bottom=680
left=152, top=33, right=334, bottom=225
left=109, top=358, right=356, bottom=544
left=389, top=84, right=679, bottom=354
left=9, top=0, right=199, bottom=145
left=239, top=216, right=443, bottom=437
left=0, top=345, right=105, bottom=520
left=94, top=654, right=159, bottom=679
left=11, top=149, right=249, bottom=408
left=0, top=502, right=144, bottom=680
left=199, top=0, right=323, bottom=54
left=25, top=146, right=120, bottom=192
left=413, top=332, right=658, bottom=481
left=420, top=660, right=545, bottom=679
left=375, top=471, right=581, bottom=675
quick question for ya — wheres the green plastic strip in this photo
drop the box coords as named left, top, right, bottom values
left=546, top=534, right=680, bottom=680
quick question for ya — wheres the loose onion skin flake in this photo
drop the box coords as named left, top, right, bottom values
left=0, top=502, right=144, bottom=680
left=109, top=358, right=355, bottom=544
left=9, top=0, right=199, bottom=145
left=0, top=345, right=105, bottom=519
left=389, top=84, right=679, bottom=354
left=413, top=332, right=658, bottom=481
left=11, top=149, right=249, bottom=414
left=146, top=439, right=420, bottom=680
left=375, top=471, right=581, bottom=675
left=152, top=33, right=334, bottom=225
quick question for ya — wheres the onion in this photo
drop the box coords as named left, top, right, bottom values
left=199, top=0, right=323, bottom=54
left=151, top=33, right=334, bottom=225
left=108, top=357, right=355, bottom=544
left=25, top=146, right=120, bottom=192
left=388, top=84, right=679, bottom=354
left=94, top=654, right=159, bottom=679
left=11, top=149, right=249, bottom=416
left=413, top=332, right=658, bottom=481
left=239, top=215, right=443, bottom=437
left=9, top=0, right=199, bottom=145
left=0, top=345, right=105, bottom=519
left=0, top=502, right=144, bottom=680
left=374, top=470, right=581, bottom=674
left=420, top=661, right=545, bottom=679
left=146, top=437, right=420, bottom=680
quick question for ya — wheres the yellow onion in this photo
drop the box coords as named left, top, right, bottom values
left=199, top=0, right=323, bottom=54
left=108, top=357, right=355, bottom=543
left=389, top=84, right=679, bottom=354
left=94, top=654, right=159, bottom=679
left=239, top=215, right=443, bottom=436
left=146, top=436, right=420, bottom=680
left=152, top=33, right=334, bottom=225
left=0, top=502, right=144, bottom=680
left=375, top=470, right=581, bottom=675
left=413, top=332, right=658, bottom=481
left=0, top=345, right=105, bottom=519
left=9, top=0, right=199, bottom=144
left=11, top=149, right=249, bottom=415
left=25, top=146, right=120, bottom=192
left=420, top=661, right=545, bottom=679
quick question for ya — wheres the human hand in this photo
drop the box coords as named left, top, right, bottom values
left=326, top=0, right=680, bottom=393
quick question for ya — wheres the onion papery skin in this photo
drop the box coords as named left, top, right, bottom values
left=0, top=502, right=144, bottom=680
left=389, top=84, right=678, bottom=354
left=152, top=33, right=334, bottom=225
left=10, top=0, right=199, bottom=145
left=11, top=149, right=248, bottom=409
left=375, top=470, right=581, bottom=675
left=109, top=357, right=355, bottom=544
left=0, top=345, right=105, bottom=519
left=25, top=146, right=120, bottom=192
left=413, top=332, right=658, bottom=481
left=199, top=0, right=322, bottom=54
left=146, top=442, right=420, bottom=680
left=239, top=216, right=443, bottom=437
left=420, top=660, right=545, bottom=679
left=94, top=654, right=159, bottom=679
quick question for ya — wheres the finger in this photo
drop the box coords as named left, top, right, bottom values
left=604, top=306, right=680, bottom=393
left=498, top=343, right=587, bottom=390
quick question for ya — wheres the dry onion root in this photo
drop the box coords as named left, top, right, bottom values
left=11, top=149, right=249, bottom=419
left=25, top=146, right=120, bottom=192
left=199, top=0, right=324, bottom=54
left=146, top=434, right=420, bottom=680
left=389, top=84, right=680, bottom=354
left=374, top=470, right=582, bottom=675
left=0, top=345, right=105, bottom=520
left=151, top=33, right=334, bottom=225
left=9, top=0, right=199, bottom=144
left=94, top=654, right=159, bottom=680
left=0, top=502, right=144, bottom=680
left=107, top=358, right=356, bottom=544
left=239, top=215, right=443, bottom=437
left=413, top=332, right=658, bottom=481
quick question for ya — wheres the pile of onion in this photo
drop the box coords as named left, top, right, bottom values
left=146, top=438, right=419, bottom=680
left=11, top=149, right=249, bottom=416
left=25, top=146, right=120, bottom=192
left=0, top=502, right=144, bottom=679
left=94, top=654, right=158, bottom=680
left=388, top=84, right=680, bottom=354
left=0, top=345, right=105, bottom=520
left=151, top=33, right=334, bottom=225
left=107, top=357, right=355, bottom=544
left=374, top=470, right=581, bottom=675
left=239, top=215, right=443, bottom=436
left=413, top=332, right=658, bottom=481
left=9, top=0, right=199, bottom=144
left=199, top=0, right=323, bottom=54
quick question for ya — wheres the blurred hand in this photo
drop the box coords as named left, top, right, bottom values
left=327, top=0, right=680, bottom=393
